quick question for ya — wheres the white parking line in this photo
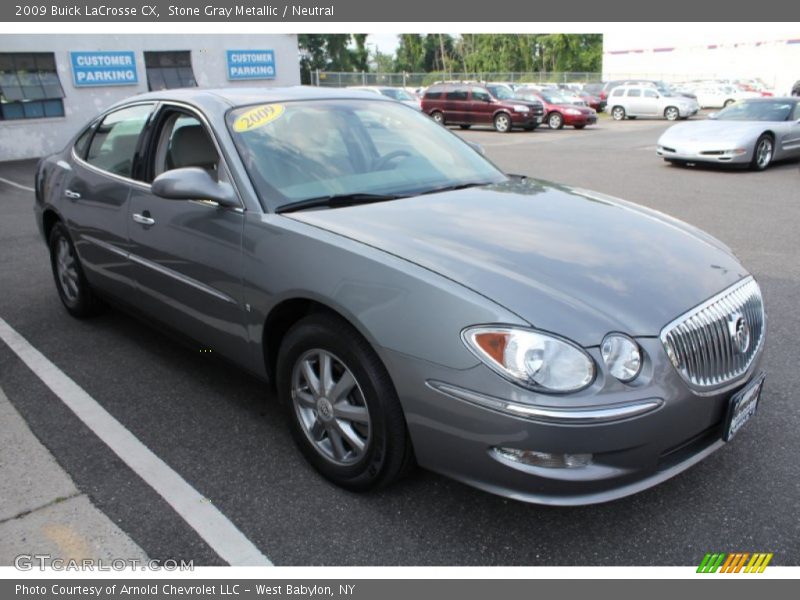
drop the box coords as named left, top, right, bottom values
left=0, top=317, right=272, bottom=566
left=0, top=177, right=35, bottom=193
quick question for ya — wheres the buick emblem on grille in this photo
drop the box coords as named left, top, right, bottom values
left=728, top=312, right=751, bottom=354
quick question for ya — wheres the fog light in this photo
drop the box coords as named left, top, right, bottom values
left=493, top=447, right=593, bottom=469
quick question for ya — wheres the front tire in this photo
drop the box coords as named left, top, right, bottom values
left=276, top=313, right=413, bottom=491
left=48, top=222, right=103, bottom=318
left=750, top=134, right=774, bottom=171
left=664, top=106, right=680, bottom=121
left=611, top=106, right=626, bottom=120
left=493, top=112, right=512, bottom=133
left=459, top=124, right=471, bottom=130
left=547, top=112, right=564, bottom=129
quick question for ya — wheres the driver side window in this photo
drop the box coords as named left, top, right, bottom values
left=152, top=111, right=221, bottom=182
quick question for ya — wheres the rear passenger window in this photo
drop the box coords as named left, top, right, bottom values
left=424, top=90, right=442, bottom=99
left=86, top=104, right=153, bottom=178
left=627, top=89, right=642, bottom=97
left=611, top=88, right=624, bottom=97
left=445, top=89, right=468, bottom=101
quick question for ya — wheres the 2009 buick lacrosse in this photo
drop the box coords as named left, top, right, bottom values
left=34, top=87, right=766, bottom=505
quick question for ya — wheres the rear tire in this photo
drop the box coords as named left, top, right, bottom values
left=431, top=111, right=445, bottom=125
left=48, top=222, right=103, bottom=318
left=611, top=106, right=626, bottom=120
left=276, top=313, right=414, bottom=491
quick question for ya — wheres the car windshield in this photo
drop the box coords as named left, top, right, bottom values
left=227, top=99, right=505, bottom=210
left=380, top=88, right=415, bottom=101
left=715, top=100, right=795, bottom=121
left=487, top=85, right=514, bottom=100
left=540, top=90, right=567, bottom=104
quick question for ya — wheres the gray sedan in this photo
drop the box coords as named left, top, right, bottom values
left=657, top=98, right=800, bottom=170
left=35, top=87, right=766, bottom=505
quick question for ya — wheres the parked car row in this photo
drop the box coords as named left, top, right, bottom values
left=420, top=82, right=599, bottom=132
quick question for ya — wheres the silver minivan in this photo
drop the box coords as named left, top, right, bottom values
left=607, top=85, right=700, bottom=121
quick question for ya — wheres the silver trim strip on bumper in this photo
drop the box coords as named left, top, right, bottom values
left=426, top=380, right=663, bottom=424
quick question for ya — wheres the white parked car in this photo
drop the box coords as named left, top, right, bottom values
left=692, top=85, right=760, bottom=109
left=606, top=85, right=700, bottom=121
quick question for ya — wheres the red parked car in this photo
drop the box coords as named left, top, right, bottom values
left=515, top=88, right=598, bottom=130
left=578, top=91, right=605, bottom=112
left=422, top=83, right=544, bottom=132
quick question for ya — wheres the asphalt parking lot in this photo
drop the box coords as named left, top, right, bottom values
left=1, top=116, right=798, bottom=566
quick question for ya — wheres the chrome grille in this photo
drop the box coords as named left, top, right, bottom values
left=660, top=277, right=765, bottom=391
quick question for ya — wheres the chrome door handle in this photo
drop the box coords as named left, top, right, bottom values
left=64, top=190, right=81, bottom=199
left=132, top=213, right=155, bottom=226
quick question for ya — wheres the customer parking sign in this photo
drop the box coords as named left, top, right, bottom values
left=226, top=50, right=276, bottom=80
left=70, top=51, right=138, bottom=87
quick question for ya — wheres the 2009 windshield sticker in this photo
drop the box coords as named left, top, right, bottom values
left=233, top=104, right=285, bottom=132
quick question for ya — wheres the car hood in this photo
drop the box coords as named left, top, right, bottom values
left=660, top=120, right=767, bottom=142
left=286, top=179, right=747, bottom=346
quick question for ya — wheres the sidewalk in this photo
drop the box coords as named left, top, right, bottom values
left=0, top=386, right=147, bottom=566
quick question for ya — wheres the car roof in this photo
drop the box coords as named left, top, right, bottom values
left=109, top=86, right=393, bottom=113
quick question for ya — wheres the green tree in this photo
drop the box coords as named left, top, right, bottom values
left=298, top=34, right=371, bottom=83
left=395, top=34, right=426, bottom=72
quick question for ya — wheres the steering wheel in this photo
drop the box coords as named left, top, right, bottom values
left=372, top=150, right=412, bottom=171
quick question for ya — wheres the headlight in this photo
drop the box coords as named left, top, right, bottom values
left=512, top=105, right=530, bottom=113
left=462, top=326, right=595, bottom=393
left=565, top=108, right=581, bottom=115
left=601, top=334, right=642, bottom=382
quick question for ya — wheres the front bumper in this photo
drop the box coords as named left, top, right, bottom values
left=510, top=112, right=544, bottom=127
left=564, top=114, right=597, bottom=127
left=657, top=142, right=752, bottom=164
left=380, top=337, right=765, bottom=505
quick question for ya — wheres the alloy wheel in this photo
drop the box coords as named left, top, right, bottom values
left=755, top=138, right=773, bottom=169
left=56, top=236, right=80, bottom=303
left=291, top=349, right=371, bottom=465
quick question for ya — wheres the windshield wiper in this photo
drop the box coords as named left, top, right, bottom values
left=416, top=181, right=488, bottom=196
left=276, top=193, right=404, bottom=214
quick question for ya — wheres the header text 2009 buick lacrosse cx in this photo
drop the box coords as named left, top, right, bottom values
left=34, top=87, right=766, bottom=505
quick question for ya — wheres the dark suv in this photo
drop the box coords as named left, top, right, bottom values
left=422, top=83, right=544, bottom=132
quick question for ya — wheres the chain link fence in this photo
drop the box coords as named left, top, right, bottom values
left=312, top=71, right=603, bottom=88
left=311, top=71, right=728, bottom=88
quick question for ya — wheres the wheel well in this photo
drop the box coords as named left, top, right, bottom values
left=42, top=209, right=60, bottom=242
left=761, top=130, right=775, bottom=140
left=262, top=298, right=344, bottom=385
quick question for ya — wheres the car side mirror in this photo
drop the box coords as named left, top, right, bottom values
left=707, top=112, right=718, bottom=120
left=151, top=167, right=239, bottom=208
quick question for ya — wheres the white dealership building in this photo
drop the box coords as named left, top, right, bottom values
left=603, top=26, right=800, bottom=94
left=0, top=34, right=301, bottom=161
